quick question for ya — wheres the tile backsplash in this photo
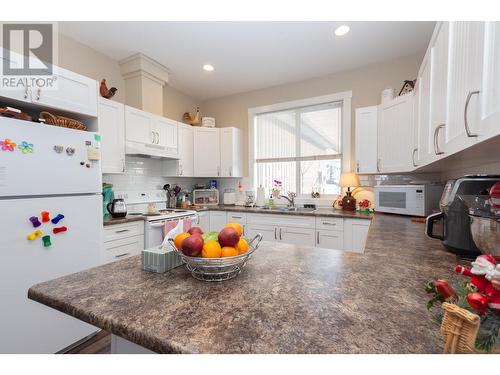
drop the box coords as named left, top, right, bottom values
left=103, top=156, right=205, bottom=192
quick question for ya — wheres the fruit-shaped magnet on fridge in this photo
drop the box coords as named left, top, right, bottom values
left=54, top=145, right=64, bottom=153
left=18, top=141, right=34, bottom=153
left=29, top=216, right=42, bottom=228
left=51, top=214, right=64, bottom=224
left=53, top=226, right=67, bottom=234
left=66, top=147, right=75, bottom=156
left=0, top=138, right=16, bottom=151
left=41, top=211, right=50, bottom=223
left=42, top=235, right=51, bottom=247
left=27, top=230, right=42, bottom=241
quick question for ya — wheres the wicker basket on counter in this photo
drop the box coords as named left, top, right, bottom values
left=39, top=111, right=87, bottom=131
left=441, top=302, right=500, bottom=353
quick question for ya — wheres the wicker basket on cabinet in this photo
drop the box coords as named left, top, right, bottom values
left=39, top=111, right=87, bottom=131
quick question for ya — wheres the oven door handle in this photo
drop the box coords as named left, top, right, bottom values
left=149, top=222, right=168, bottom=228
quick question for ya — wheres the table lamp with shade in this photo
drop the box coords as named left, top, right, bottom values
left=339, top=172, right=360, bottom=211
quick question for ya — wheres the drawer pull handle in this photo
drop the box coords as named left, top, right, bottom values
left=322, top=222, right=336, bottom=225
left=231, top=216, right=243, bottom=219
left=115, top=252, right=130, bottom=258
left=115, top=229, right=130, bottom=233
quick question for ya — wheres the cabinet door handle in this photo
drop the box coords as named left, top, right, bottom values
left=377, top=158, right=381, bottom=172
left=24, top=87, right=29, bottom=99
left=356, top=160, right=359, bottom=173
left=279, top=228, right=282, bottom=240
left=433, top=124, right=445, bottom=155
left=229, top=166, right=232, bottom=177
left=464, top=90, right=480, bottom=137
left=179, top=162, right=183, bottom=176
left=317, top=231, right=320, bottom=245
left=412, top=148, right=418, bottom=167
left=274, top=227, right=277, bottom=240
left=151, top=131, right=155, bottom=144
left=115, top=252, right=131, bottom=258
left=36, top=88, right=41, bottom=100
left=156, top=131, right=160, bottom=144
left=217, top=166, right=220, bottom=177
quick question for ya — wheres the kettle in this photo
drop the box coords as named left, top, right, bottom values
left=107, top=198, right=127, bottom=218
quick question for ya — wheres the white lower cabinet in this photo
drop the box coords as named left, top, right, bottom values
left=226, top=212, right=247, bottom=236
left=316, top=230, right=344, bottom=250
left=102, top=221, right=144, bottom=264
left=209, top=211, right=227, bottom=232
left=206, top=211, right=371, bottom=253
left=197, top=211, right=210, bottom=231
left=343, top=219, right=371, bottom=253
left=246, top=223, right=277, bottom=243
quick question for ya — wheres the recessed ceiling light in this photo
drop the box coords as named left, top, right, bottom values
left=334, top=25, right=350, bottom=36
left=203, top=64, right=214, bottom=72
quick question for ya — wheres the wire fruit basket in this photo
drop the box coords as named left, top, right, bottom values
left=168, top=233, right=263, bottom=282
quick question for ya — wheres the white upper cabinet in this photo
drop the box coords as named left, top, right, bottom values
left=98, top=98, right=125, bottom=174
left=193, top=127, right=220, bottom=177
left=164, top=123, right=193, bottom=177
left=377, top=94, right=414, bottom=173
left=152, top=115, right=178, bottom=158
left=478, top=21, right=500, bottom=141
left=445, top=22, right=484, bottom=154
left=125, top=105, right=153, bottom=145
left=0, top=52, right=97, bottom=117
left=355, top=106, right=378, bottom=173
left=124, top=105, right=178, bottom=158
left=35, top=67, right=98, bottom=117
left=220, top=127, right=243, bottom=177
left=416, top=52, right=433, bottom=166
left=429, top=22, right=449, bottom=159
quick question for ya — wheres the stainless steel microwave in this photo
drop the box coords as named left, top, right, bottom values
left=374, top=185, right=443, bottom=216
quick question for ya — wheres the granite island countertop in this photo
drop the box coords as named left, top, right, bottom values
left=29, top=213, right=460, bottom=354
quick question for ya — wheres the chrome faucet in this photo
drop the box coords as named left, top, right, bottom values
left=279, top=193, right=296, bottom=208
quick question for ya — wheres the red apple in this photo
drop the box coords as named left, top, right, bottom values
left=181, top=234, right=203, bottom=257
left=218, top=227, right=240, bottom=247
left=188, top=226, right=204, bottom=235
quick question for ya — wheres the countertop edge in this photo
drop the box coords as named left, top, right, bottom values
left=27, top=281, right=195, bottom=354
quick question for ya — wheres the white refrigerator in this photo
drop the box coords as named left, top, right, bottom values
left=0, top=117, right=103, bottom=353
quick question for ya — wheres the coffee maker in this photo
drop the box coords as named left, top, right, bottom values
left=426, top=175, right=500, bottom=258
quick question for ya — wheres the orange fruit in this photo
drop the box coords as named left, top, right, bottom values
left=174, top=232, right=190, bottom=249
left=221, top=246, right=239, bottom=257
left=202, top=240, right=222, bottom=258
left=235, top=238, right=248, bottom=255
left=225, top=222, right=243, bottom=237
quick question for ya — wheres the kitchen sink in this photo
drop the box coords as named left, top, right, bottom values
left=257, top=207, right=316, bottom=213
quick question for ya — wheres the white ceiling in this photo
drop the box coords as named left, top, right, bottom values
left=59, top=21, right=435, bottom=101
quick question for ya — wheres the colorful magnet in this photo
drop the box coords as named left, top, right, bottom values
left=80, top=161, right=85, bottom=166
left=54, top=145, right=63, bottom=153
left=18, top=141, right=34, bottom=153
left=0, top=138, right=16, bottom=151
left=41, top=211, right=50, bottom=223
left=42, top=235, right=51, bottom=247
left=53, top=226, right=67, bottom=234
left=29, top=216, right=42, bottom=228
left=51, top=214, right=64, bottom=224
left=85, top=163, right=90, bottom=168
left=27, top=230, right=42, bottom=241
left=66, top=147, right=75, bottom=156
left=94, top=134, right=101, bottom=142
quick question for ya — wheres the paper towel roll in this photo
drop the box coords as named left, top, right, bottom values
left=256, top=186, right=266, bottom=207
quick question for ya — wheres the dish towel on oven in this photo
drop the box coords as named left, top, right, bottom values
left=162, top=217, right=192, bottom=239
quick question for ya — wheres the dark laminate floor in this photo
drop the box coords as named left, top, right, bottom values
left=65, top=330, right=111, bottom=354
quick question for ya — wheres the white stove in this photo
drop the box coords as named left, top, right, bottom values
left=114, top=190, right=198, bottom=248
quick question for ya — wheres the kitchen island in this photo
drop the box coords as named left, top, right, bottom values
left=28, top=213, right=459, bottom=353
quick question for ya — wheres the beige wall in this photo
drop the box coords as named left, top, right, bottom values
left=57, top=33, right=126, bottom=104
left=201, top=52, right=425, bottom=176
left=57, top=33, right=199, bottom=119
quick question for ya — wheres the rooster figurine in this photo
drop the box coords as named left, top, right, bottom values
left=183, top=107, right=201, bottom=126
left=99, top=79, right=118, bottom=99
